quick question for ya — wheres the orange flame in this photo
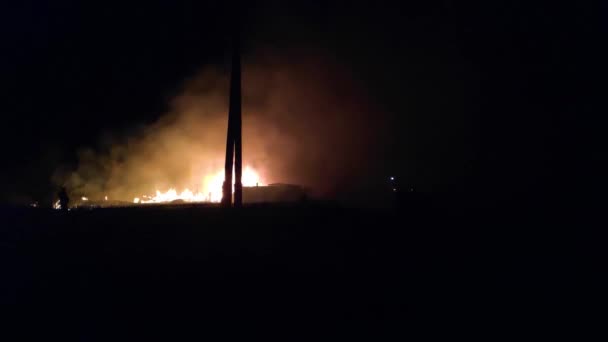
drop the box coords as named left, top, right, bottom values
left=134, top=165, right=263, bottom=204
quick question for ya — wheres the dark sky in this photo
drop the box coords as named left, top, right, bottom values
left=0, top=1, right=602, bottom=205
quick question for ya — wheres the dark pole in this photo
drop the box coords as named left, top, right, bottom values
left=222, top=26, right=242, bottom=207
left=222, top=87, right=234, bottom=207
left=233, top=34, right=243, bottom=207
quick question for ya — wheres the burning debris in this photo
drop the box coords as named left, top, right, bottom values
left=53, top=171, right=311, bottom=209
left=132, top=165, right=263, bottom=204
left=53, top=166, right=264, bottom=208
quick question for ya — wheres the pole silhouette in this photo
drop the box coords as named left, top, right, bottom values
left=222, top=32, right=242, bottom=207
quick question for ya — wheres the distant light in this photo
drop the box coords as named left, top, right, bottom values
left=104, top=196, right=108, bottom=201
left=81, top=197, right=88, bottom=201
left=393, top=188, right=397, bottom=192
left=390, top=176, right=395, bottom=181
left=133, top=197, right=140, bottom=204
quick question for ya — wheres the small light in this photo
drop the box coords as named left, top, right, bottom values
left=81, top=197, right=88, bottom=201
left=104, top=196, right=108, bottom=201
left=393, top=188, right=397, bottom=192
left=390, top=176, right=395, bottom=181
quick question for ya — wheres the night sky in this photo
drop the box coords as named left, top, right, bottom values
left=0, top=1, right=602, bottom=206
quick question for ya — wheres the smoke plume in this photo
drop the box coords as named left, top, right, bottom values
left=55, top=50, right=385, bottom=202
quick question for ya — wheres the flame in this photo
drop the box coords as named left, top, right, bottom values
left=134, top=165, right=263, bottom=204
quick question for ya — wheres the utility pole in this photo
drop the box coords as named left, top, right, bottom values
left=222, top=30, right=242, bottom=207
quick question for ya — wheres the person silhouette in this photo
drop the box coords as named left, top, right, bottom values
left=58, top=187, right=69, bottom=212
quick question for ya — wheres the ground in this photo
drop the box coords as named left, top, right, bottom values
left=0, top=200, right=601, bottom=339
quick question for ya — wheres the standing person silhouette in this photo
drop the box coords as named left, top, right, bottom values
left=58, top=187, right=69, bottom=212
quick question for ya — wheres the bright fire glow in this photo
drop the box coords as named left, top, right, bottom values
left=133, top=166, right=263, bottom=204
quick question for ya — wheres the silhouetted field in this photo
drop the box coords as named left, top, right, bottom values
left=0, top=200, right=601, bottom=339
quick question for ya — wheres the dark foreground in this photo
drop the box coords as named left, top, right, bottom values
left=1, top=201, right=603, bottom=339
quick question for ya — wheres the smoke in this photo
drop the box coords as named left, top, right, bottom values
left=54, top=49, right=385, bottom=201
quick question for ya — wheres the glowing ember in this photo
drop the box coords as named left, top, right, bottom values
left=134, top=166, right=263, bottom=204
left=81, top=197, right=89, bottom=201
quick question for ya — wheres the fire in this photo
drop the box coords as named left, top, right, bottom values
left=134, top=165, right=263, bottom=204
